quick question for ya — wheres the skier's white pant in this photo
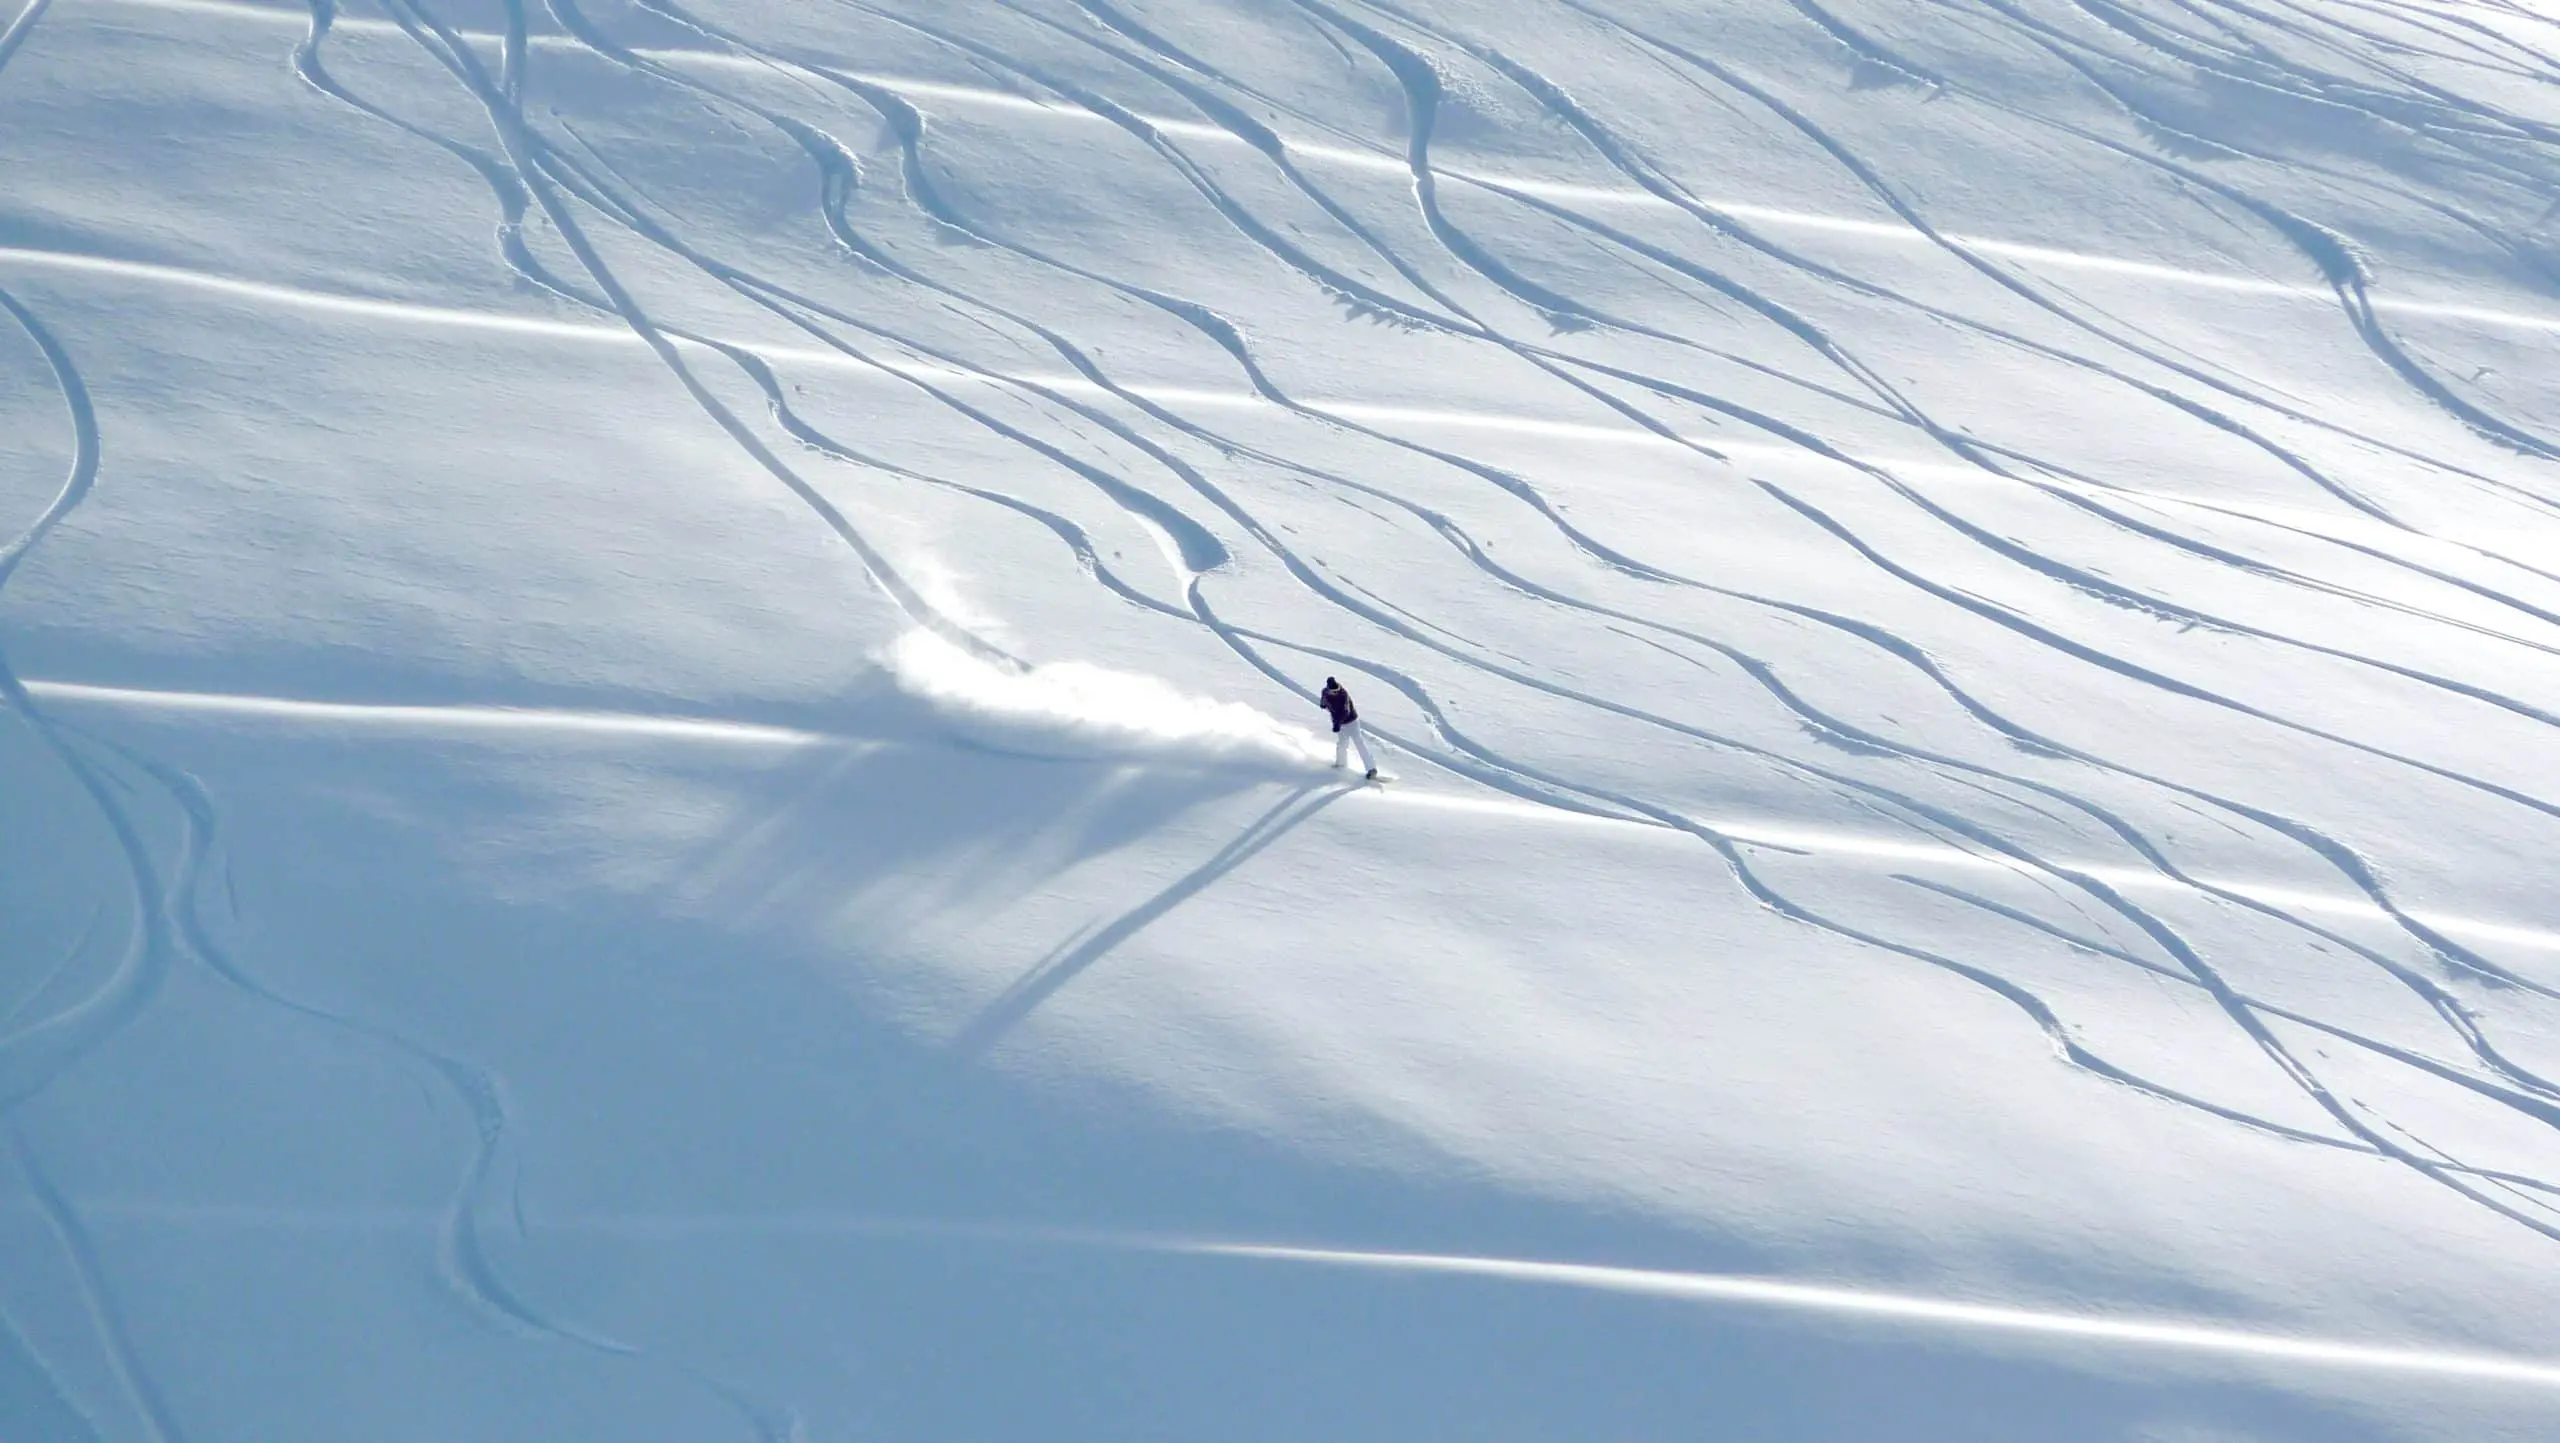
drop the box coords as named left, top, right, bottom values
left=1333, top=719, right=1377, bottom=773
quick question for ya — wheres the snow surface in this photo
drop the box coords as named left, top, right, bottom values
left=6, top=0, right=2560, bottom=1436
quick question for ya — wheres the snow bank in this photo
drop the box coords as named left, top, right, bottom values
left=883, top=630, right=1332, bottom=771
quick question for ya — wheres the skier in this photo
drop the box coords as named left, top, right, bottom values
left=1318, top=676, right=1378, bottom=780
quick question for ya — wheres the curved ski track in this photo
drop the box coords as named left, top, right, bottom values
left=8, top=0, right=2560, bottom=1422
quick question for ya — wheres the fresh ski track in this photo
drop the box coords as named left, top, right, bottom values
left=31, top=676, right=2559, bottom=956
left=12, top=0, right=2560, bottom=1434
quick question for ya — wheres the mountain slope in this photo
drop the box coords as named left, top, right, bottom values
left=5, top=0, right=2560, bottom=1438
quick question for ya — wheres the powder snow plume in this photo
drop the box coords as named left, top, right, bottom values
left=884, top=631, right=1333, bottom=771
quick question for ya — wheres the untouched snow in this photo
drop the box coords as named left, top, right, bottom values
left=6, top=0, right=2560, bottom=1436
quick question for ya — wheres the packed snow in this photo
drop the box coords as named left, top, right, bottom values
left=6, top=0, right=2560, bottom=1436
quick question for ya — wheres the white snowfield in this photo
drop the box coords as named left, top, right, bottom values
left=7, top=0, right=2560, bottom=1436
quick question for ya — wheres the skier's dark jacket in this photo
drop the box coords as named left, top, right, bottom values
left=1319, top=679, right=1357, bottom=732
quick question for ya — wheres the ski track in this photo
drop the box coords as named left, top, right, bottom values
left=0, top=264, right=200, bottom=1440
left=14, top=240, right=2560, bottom=563
left=10, top=0, right=2560, bottom=1426
left=63, top=0, right=2560, bottom=335
left=26, top=676, right=2560, bottom=957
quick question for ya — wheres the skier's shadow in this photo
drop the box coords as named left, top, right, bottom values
left=948, top=782, right=1349, bottom=1058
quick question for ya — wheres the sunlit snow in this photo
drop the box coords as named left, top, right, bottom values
left=6, top=0, right=2560, bottom=1437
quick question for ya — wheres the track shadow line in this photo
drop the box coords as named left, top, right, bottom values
left=949, top=783, right=1350, bottom=1057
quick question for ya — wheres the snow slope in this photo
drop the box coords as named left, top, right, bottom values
left=6, top=0, right=2560, bottom=1436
